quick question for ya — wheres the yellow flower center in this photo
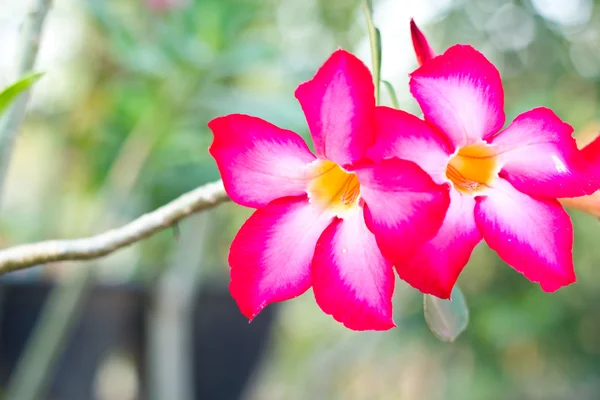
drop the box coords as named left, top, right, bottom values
left=445, top=142, right=498, bottom=195
left=306, top=160, right=361, bottom=216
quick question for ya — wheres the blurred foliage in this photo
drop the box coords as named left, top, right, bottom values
left=2, top=0, right=600, bottom=398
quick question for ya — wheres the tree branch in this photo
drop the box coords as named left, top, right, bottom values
left=0, top=180, right=229, bottom=274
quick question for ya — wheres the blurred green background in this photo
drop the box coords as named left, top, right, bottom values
left=1, top=0, right=600, bottom=399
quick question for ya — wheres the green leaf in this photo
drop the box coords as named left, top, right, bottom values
left=0, top=72, right=44, bottom=116
left=424, top=286, right=469, bottom=342
left=382, top=80, right=399, bottom=109
left=362, top=0, right=381, bottom=105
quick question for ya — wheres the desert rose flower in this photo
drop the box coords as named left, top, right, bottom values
left=412, top=19, right=600, bottom=220
left=208, top=50, right=450, bottom=330
left=370, top=44, right=599, bottom=298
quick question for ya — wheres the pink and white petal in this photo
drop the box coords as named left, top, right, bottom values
left=229, top=196, right=334, bottom=320
left=410, top=19, right=436, bottom=66
left=410, top=45, right=505, bottom=148
left=475, top=178, right=575, bottom=292
left=355, top=158, right=451, bottom=261
left=395, top=191, right=482, bottom=299
left=312, top=211, right=395, bottom=331
left=369, top=106, right=453, bottom=184
left=490, top=107, right=598, bottom=198
left=295, top=49, right=375, bottom=166
left=209, top=114, right=316, bottom=208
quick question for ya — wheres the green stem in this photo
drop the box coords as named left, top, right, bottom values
left=362, top=0, right=381, bottom=105
left=0, top=0, right=53, bottom=204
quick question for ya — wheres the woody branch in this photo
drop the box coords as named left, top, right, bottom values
left=0, top=180, right=229, bottom=274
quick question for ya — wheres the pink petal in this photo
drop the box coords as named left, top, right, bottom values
left=395, top=190, right=482, bottom=299
left=369, top=106, right=453, bottom=183
left=559, top=135, right=600, bottom=217
left=229, top=196, right=334, bottom=319
left=581, top=133, right=600, bottom=176
left=209, top=114, right=316, bottom=208
left=312, top=211, right=395, bottom=331
left=410, top=45, right=505, bottom=148
left=490, top=107, right=598, bottom=198
left=475, top=179, right=576, bottom=292
left=355, top=158, right=451, bottom=261
left=295, top=49, right=375, bottom=166
left=410, top=19, right=436, bottom=66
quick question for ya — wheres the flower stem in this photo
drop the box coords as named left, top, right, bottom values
left=362, top=0, right=381, bottom=105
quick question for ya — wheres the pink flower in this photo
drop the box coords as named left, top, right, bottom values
left=208, top=50, right=450, bottom=330
left=372, top=43, right=599, bottom=298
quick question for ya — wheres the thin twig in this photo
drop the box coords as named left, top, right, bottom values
left=0, top=0, right=53, bottom=202
left=0, top=180, right=229, bottom=274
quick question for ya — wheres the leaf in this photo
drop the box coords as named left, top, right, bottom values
left=382, top=80, right=399, bottom=109
left=424, top=286, right=469, bottom=342
left=0, top=72, right=44, bottom=116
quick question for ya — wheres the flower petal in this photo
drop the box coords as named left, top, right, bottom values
left=229, top=196, right=334, bottom=319
left=395, top=191, right=482, bottom=299
left=355, top=158, right=451, bottom=261
left=410, top=45, right=505, bottom=148
left=490, top=107, right=598, bottom=198
left=209, top=114, right=316, bottom=208
left=410, top=19, right=436, bottom=66
left=312, top=210, right=395, bottom=331
left=295, top=49, right=375, bottom=166
left=475, top=179, right=575, bottom=292
left=579, top=133, right=600, bottom=184
left=581, top=133, right=600, bottom=174
left=559, top=134, right=600, bottom=217
left=369, top=106, right=453, bottom=183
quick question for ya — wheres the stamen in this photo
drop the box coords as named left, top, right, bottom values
left=340, top=175, right=360, bottom=205
left=306, top=160, right=361, bottom=215
left=446, top=143, right=498, bottom=195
